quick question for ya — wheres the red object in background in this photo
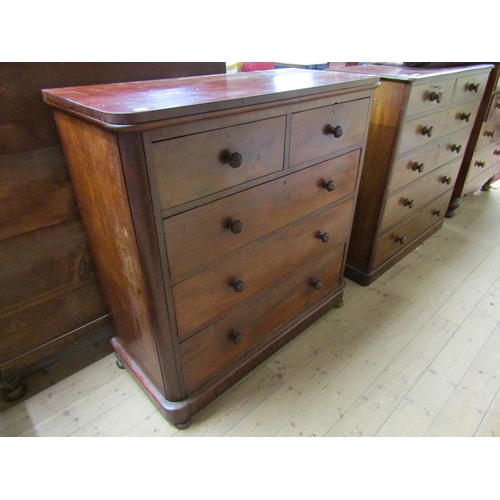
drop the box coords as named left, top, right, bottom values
left=241, top=62, right=275, bottom=72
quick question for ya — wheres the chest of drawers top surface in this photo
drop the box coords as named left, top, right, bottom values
left=42, top=68, right=379, bottom=126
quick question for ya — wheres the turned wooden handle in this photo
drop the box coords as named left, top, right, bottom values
left=231, top=280, right=246, bottom=293
left=441, top=176, right=452, bottom=185
left=460, top=112, right=471, bottom=122
left=422, top=126, right=433, bottom=137
left=412, top=162, right=424, bottom=173
left=433, top=209, right=442, bottom=216
left=475, top=160, right=486, bottom=168
left=429, top=90, right=443, bottom=103
left=322, top=180, right=336, bottom=192
left=451, top=144, right=462, bottom=153
left=484, top=130, right=494, bottom=138
left=467, top=82, right=480, bottom=93
left=226, top=219, right=243, bottom=234
left=328, top=125, right=344, bottom=138
left=318, top=232, right=330, bottom=243
left=310, top=279, right=323, bottom=289
left=404, top=198, right=414, bottom=209
left=226, top=152, right=243, bottom=168
left=230, top=331, right=243, bottom=344
left=395, top=234, right=406, bottom=245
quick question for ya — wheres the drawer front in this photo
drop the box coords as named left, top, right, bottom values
left=173, top=199, right=354, bottom=339
left=180, top=243, right=345, bottom=392
left=289, top=98, right=370, bottom=166
left=397, top=100, right=480, bottom=155
left=487, top=95, right=500, bottom=122
left=164, top=149, right=360, bottom=280
left=476, top=117, right=500, bottom=152
left=467, top=144, right=500, bottom=183
left=405, top=78, right=455, bottom=117
left=151, top=116, right=286, bottom=209
left=373, top=192, right=450, bottom=271
left=451, top=71, right=489, bottom=104
left=381, top=157, right=461, bottom=232
left=390, top=128, right=472, bottom=193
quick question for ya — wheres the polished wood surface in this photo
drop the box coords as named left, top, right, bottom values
left=42, top=69, right=378, bottom=125
left=43, top=70, right=377, bottom=427
left=335, top=64, right=493, bottom=286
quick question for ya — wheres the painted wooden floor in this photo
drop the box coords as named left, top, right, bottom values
left=2, top=185, right=500, bottom=438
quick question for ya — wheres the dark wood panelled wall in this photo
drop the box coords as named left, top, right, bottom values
left=0, top=63, right=226, bottom=400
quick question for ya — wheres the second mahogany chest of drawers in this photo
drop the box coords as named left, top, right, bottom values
left=331, top=64, right=493, bottom=286
left=42, top=69, right=378, bottom=428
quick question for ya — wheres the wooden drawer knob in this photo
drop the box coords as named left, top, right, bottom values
left=231, top=280, right=246, bottom=293
left=318, top=232, right=330, bottom=243
left=495, top=101, right=500, bottom=109
left=310, top=279, right=323, bottom=289
left=460, top=112, right=471, bottom=122
left=322, top=180, right=336, bottom=192
left=429, top=90, right=443, bottom=103
left=433, top=209, right=442, bottom=216
left=467, top=83, right=480, bottom=93
left=395, top=234, right=406, bottom=245
left=441, top=176, right=452, bottom=185
left=230, top=330, right=244, bottom=344
left=475, top=160, right=486, bottom=168
left=494, top=150, right=500, bottom=156
left=484, top=130, right=495, bottom=138
left=451, top=144, right=462, bottom=153
left=403, top=198, right=414, bottom=208
left=327, top=125, right=344, bottom=138
left=226, top=219, right=243, bottom=234
left=412, top=162, right=425, bottom=173
left=421, top=126, right=433, bottom=137
left=226, top=152, right=243, bottom=168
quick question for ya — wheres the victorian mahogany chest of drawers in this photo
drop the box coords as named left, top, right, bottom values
left=330, top=64, right=493, bottom=286
left=42, top=69, right=378, bottom=428
left=449, top=64, right=500, bottom=210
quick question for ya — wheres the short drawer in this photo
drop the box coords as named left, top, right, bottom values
left=289, top=98, right=369, bottom=166
left=467, top=143, right=500, bottom=183
left=397, top=100, right=480, bottom=155
left=373, top=192, right=450, bottom=271
left=405, top=78, right=455, bottom=117
left=179, top=243, right=345, bottom=392
left=173, top=198, right=354, bottom=338
left=381, top=157, right=461, bottom=232
left=451, top=71, right=489, bottom=104
left=486, top=95, right=500, bottom=122
left=476, top=117, right=500, bottom=152
left=164, top=149, right=360, bottom=280
left=151, top=115, right=286, bottom=209
left=390, top=128, right=472, bottom=193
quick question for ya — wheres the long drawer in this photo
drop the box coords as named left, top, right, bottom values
left=179, top=242, right=346, bottom=392
left=381, top=157, right=461, bottom=232
left=397, top=100, right=480, bottom=155
left=173, top=198, right=354, bottom=339
left=164, top=149, right=360, bottom=280
left=289, top=98, right=370, bottom=166
left=373, top=192, right=451, bottom=271
left=390, top=127, right=472, bottom=193
left=151, top=115, right=286, bottom=209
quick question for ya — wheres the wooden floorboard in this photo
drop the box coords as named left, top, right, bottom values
left=2, top=185, right=500, bottom=438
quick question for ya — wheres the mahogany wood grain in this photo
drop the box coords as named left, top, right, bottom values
left=180, top=243, right=346, bottom=392
left=173, top=199, right=354, bottom=339
left=289, top=98, right=370, bottom=166
left=151, top=115, right=286, bottom=209
left=346, top=80, right=410, bottom=272
left=164, top=150, right=360, bottom=281
left=52, top=111, right=165, bottom=395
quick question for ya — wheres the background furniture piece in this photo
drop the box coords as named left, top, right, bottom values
left=43, top=69, right=379, bottom=428
left=448, top=64, right=500, bottom=214
left=0, top=63, right=225, bottom=401
left=329, top=64, right=493, bottom=286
